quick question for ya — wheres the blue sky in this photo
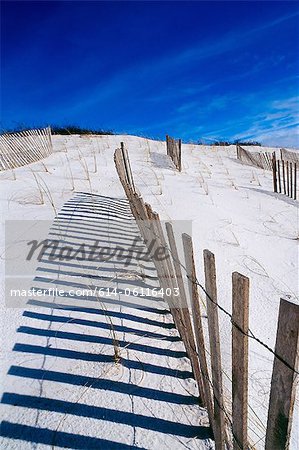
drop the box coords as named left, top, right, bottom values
left=1, top=1, right=299, bottom=146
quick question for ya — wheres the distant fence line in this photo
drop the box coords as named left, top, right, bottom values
left=236, top=144, right=272, bottom=170
left=272, top=153, right=297, bottom=200
left=166, top=135, right=182, bottom=171
left=280, top=148, right=299, bottom=164
left=236, top=145, right=298, bottom=201
left=0, top=127, right=53, bottom=171
left=114, top=142, right=299, bottom=450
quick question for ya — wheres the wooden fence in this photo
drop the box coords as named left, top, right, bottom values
left=236, top=145, right=298, bottom=201
left=272, top=153, right=297, bottom=200
left=166, top=134, right=182, bottom=171
left=0, top=126, right=53, bottom=171
left=114, top=143, right=299, bottom=450
left=280, top=148, right=299, bottom=164
left=236, top=145, right=272, bottom=170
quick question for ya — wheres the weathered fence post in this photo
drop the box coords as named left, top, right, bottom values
left=178, top=139, right=182, bottom=172
left=286, top=161, right=290, bottom=197
left=203, top=250, right=226, bottom=450
left=165, top=222, right=205, bottom=403
left=120, top=142, right=136, bottom=193
left=290, top=162, right=293, bottom=199
left=166, top=135, right=181, bottom=171
left=277, top=160, right=282, bottom=193
left=232, top=272, right=249, bottom=450
left=294, top=163, right=297, bottom=200
left=182, top=234, right=215, bottom=434
left=265, top=299, right=299, bottom=450
left=272, top=153, right=278, bottom=193
left=282, top=160, right=286, bottom=194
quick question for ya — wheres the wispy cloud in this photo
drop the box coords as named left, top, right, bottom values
left=56, top=9, right=299, bottom=117
left=231, top=96, right=299, bottom=147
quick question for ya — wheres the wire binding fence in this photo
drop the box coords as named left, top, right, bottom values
left=0, top=126, right=53, bottom=171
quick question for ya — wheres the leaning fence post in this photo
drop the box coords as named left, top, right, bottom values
left=165, top=222, right=205, bottom=404
left=232, top=272, right=249, bottom=450
left=204, top=250, right=226, bottom=450
left=265, top=299, right=299, bottom=450
left=120, top=142, right=136, bottom=193
left=182, top=234, right=215, bottom=433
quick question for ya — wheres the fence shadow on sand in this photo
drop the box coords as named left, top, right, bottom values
left=1, top=192, right=212, bottom=449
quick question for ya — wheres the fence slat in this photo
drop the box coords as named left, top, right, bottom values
left=286, top=161, right=290, bottom=196
left=294, top=163, right=297, bottom=200
left=182, top=233, right=215, bottom=434
left=277, top=160, right=281, bottom=193
left=272, top=153, right=278, bottom=193
left=204, top=250, right=226, bottom=449
left=120, top=142, right=135, bottom=192
left=165, top=222, right=205, bottom=404
left=144, top=206, right=183, bottom=337
left=232, top=272, right=249, bottom=450
left=265, top=299, right=299, bottom=450
left=151, top=213, right=190, bottom=346
left=166, top=135, right=182, bottom=171
left=178, top=139, right=182, bottom=171
left=290, top=162, right=293, bottom=199
left=282, top=160, right=286, bottom=194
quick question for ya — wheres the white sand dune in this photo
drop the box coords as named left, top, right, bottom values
left=0, top=134, right=298, bottom=449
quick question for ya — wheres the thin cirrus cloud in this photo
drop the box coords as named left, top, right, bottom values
left=57, top=8, right=298, bottom=118
left=202, top=95, right=299, bottom=147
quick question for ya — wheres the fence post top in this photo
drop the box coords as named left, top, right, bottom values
left=232, top=272, right=250, bottom=284
left=203, top=249, right=215, bottom=259
left=280, top=297, right=299, bottom=310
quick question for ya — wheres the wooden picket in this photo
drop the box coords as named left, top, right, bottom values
left=182, top=233, right=215, bottom=430
left=165, top=221, right=205, bottom=403
left=272, top=152, right=298, bottom=200
left=265, top=299, right=299, bottom=450
left=232, top=273, right=250, bottom=450
left=204, top=250, right=226, bottom=449
left=166, top=135, right=182, bottom=171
